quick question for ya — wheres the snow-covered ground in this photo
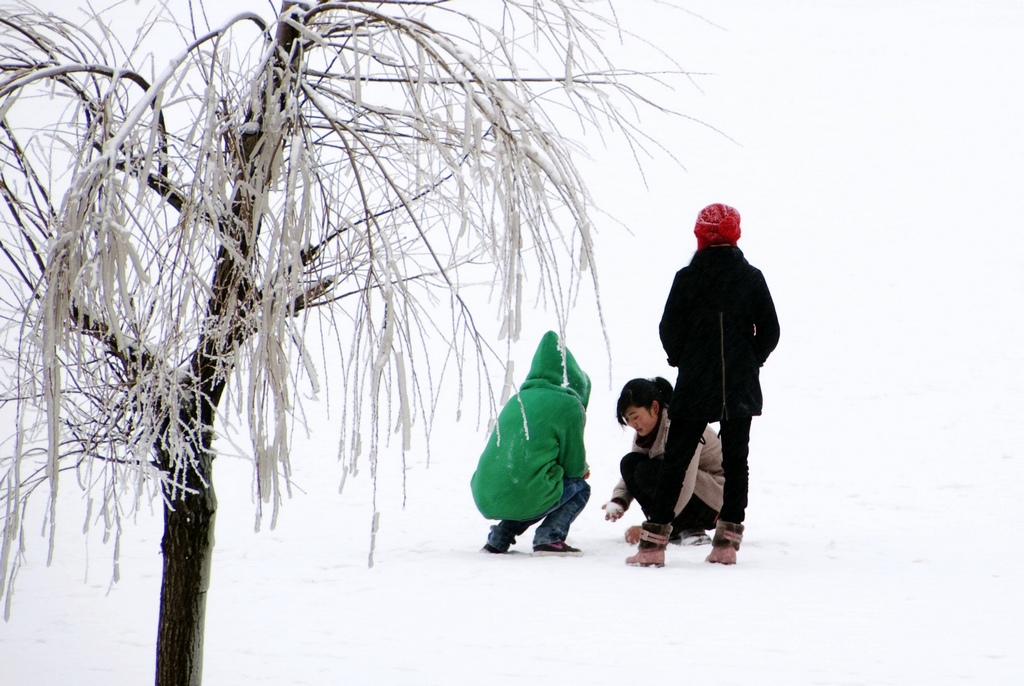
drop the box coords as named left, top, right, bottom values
left=3, top=1, right=1024, bottom=684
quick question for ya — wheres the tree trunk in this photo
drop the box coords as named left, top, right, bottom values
left=155, top=443, right=217, bottom=686
left=154, top=8, right=299, bottom=683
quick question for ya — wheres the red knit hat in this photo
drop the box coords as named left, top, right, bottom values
left=694, top=203, right=741, bottom=250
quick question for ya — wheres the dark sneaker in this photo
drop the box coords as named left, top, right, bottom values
left=481, top=543, right=508, bottom=554
left=670, top=529, right=712, bottom=546
left=532, top=541, right=583, bottom=557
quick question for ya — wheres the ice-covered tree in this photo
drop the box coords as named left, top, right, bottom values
left=0, top=0, right=685, bottom=683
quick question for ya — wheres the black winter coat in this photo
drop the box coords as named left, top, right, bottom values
left=659, top=246, right=780, bottom=421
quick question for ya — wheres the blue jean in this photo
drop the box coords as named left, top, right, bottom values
left=486, top=477, right=591, bottom=550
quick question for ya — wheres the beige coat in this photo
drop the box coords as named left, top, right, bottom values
left=611, top=410, right=724, bottom=515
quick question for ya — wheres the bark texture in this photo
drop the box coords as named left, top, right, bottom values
left=156, top=470, right=217, bottom=686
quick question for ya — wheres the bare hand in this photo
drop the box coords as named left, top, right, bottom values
left=602, top=501, right=624, bottom=522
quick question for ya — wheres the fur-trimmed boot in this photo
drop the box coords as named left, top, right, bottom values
left=706, top=521, right=744, bottom=565
left=625, top=521, right=672, bottom=567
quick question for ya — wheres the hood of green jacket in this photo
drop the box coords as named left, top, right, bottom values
left=520, top=330, right=591, bottom=409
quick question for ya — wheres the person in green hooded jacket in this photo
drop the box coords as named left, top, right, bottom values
left=471, top=330, right=592, bottom=556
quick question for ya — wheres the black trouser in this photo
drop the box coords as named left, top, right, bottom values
left=650, top=416, right=752, bottom=525
left=620, top=452, right=719, bottom=533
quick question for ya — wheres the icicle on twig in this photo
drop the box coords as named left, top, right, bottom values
left=499, top=361, right=515, bottom=406
left=366, top=510, right=380, bottom=569
left=395, top=351, right=411, bottom=452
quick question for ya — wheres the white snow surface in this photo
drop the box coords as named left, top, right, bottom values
left=3, top=1, right=1024, bottom=684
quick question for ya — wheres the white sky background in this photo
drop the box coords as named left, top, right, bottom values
left=2, top=1, right=1024, bottom=684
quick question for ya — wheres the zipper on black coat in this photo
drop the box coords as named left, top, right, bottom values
left=719, top=311, right=728, bottom=420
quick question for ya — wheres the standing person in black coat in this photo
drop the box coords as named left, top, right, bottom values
left=626, top=203, right=780, bottom=567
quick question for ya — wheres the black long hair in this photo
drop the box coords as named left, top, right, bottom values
left=615, top=377, right=673, bottom=425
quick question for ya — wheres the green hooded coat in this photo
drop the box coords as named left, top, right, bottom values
left=470, top=331, right=591, bottom=521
